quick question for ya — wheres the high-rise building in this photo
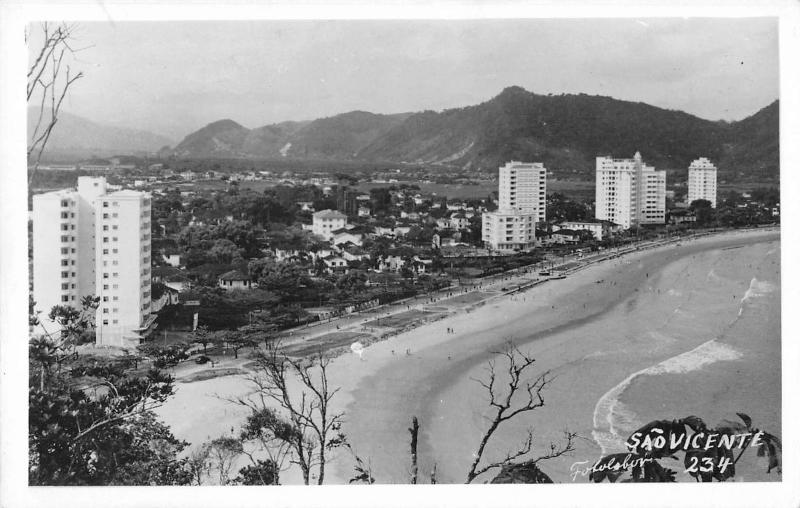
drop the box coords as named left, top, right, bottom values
left=497, top=161, right=547, bottom=222
left=687, top=157, right=718, bottom=208
left=482, top=161, right=547, bottom=251
left=93, top=190, right=153, bottom=347
left=336, top=188, right=359, bottom=217
left=32, top=176, right=152, bottom=347
left=595, top=152, right=666, bottom=229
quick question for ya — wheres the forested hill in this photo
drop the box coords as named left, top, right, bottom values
left=169, top=87, right=779, bottom=180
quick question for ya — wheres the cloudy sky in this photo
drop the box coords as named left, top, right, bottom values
left=42, top=18, right=778, bottom=142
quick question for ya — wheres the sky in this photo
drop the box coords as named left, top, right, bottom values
left=35, top=18, right=779, bottom=143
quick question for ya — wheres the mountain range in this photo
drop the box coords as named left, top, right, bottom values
left=34, top=87, right=779, bottom=180
left=168, top=86, right=779, bottom=179
left=28, top=109, right=174, bottom=159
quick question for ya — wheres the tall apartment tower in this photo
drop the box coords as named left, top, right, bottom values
left=497, top=161, right=547, bottom=222
left=93, top=190, right=152, bottom=347
left=482, top=161, right=547, bottom=251
left=687, top=157, right=718, bottom=208
left=32, top=176, right=152, bottom=347
left=595, top=152, right=666, bottom=229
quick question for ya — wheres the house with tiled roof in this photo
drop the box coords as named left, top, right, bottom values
left=218, top=270, right=254, bottom=290
left=332, top=228, right=364, bottom=247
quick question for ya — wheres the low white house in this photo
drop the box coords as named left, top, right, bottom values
left=379, top=255, right=406, bottom=272
left=332, top=229, right=364, bottom=247
left=163, top=253, right=182, bottom=267
left=163, top=274, right=191, bottom=293
left=551, top=229, right=582, bottom=244
left=554, top=221, right=618, bottom=241
left=322, top=255, right=348, bottom=272
left=450, top=213, right=469, bottom=230
left=218, top=270, right=254, bottom=290
left=342, top=245, right=370, bottom=262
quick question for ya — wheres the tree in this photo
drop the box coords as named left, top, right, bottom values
left=208, top=238, right=245, bottom=265
left=29, top=329, right=184, bottom=485
left=30, top=296, right=99, bottom=391
left=465, top=341, right=576, bottom=483
left=204, top=436, right=244, bottom=485
left=689, top=199, right=714, bottom=226
left=234, top=460, right=280, bottom=485
left=191, top=325, right=216, bottom=355
left=547, top=193, right=590, bottom=222
left=369, top=188, right=393, bottom=215
left=137, top=342, right=190, bottom=369
left=230, top=343, right=346, bottom=485
left=235, top=407, right=297, bottom=484
left=223, top=330, right=258, bottom=359
left=27, top=22, right=85, bottom=185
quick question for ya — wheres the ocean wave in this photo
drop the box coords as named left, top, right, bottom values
left=741, top=278, right=777, bottom=304
left=592, top=340, right=742, bottom=455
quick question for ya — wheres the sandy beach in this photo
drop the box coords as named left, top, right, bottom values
left=156, top=228, right=781, bottom=485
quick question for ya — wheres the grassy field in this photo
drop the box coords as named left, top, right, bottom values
left=440, top=291, right=490, bottom=305
left=363, top=309, right=435, bottom=328
left=281, top=331, right=370, bottom=357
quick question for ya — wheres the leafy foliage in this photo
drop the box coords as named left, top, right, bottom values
left=592, top=413, right=781, bottom=483
left=234, top=460, right=280, bottom=485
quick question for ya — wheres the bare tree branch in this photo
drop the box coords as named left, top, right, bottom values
left=227, top=342, right=345, bottom=485
left=27, top=22, right=84, bottom=186
left=465, top=340, right=574, bottom=483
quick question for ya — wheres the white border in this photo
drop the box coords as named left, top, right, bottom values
left=2, top=1, right=799, bottom=507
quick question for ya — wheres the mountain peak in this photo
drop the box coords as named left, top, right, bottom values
left=168, top=89, right=778, bottom=181
left=203, top=119, right=246, bottom=131
left=495, top=85, right=531, bottom=99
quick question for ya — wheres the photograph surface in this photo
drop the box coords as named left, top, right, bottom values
left=20, top=16, right=783, bottom=491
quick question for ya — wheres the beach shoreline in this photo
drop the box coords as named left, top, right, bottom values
left=330, top=227, right=780, bottom=484
left=155, top=227, right=781, bottom=485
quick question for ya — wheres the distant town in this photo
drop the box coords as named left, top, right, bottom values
left=29, top=153, right=779, bottom=349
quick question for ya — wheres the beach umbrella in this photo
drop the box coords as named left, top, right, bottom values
left=350, top=341, right=365, bottom=360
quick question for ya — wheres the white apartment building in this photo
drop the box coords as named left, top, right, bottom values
left=687, top=157, right=718, bottom=208
left=497, top=161, right=547, bottom=222
left=553, top=221, right=614, bottom=241
left=94, top=190, right=152, bottom=347
left=32, top=176, right=152, bottom=347
left=482, top=211, right=538, bottom=251
left=595, top=152, right=666, bottom=229
left=312, top=209, right=347, bottom=241
left=482, top=161, right=547, bottom=251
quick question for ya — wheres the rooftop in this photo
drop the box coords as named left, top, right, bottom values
left=105, top=189, right=150, bottom=198
left=313, top=209, right=347, bottom=219
left=219, top=270, right=251, bottom=281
